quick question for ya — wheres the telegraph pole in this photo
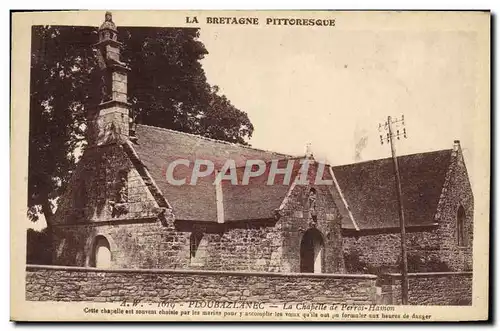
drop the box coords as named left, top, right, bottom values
left=379, top=115, right=408, bottom=305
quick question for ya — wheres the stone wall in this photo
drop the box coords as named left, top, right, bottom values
left=52, top=144, right=161, bottom=228
left=202, top=224, right=283, bottom=272
left=343, top=228, right=443, bottom=273
left=25, top=265, right=377, bottom=304
left=165, top=220, right=284, bottom=272
left=342, top=145, right=474, bottom=273
left=279, top=183, right=344, bottom=273
left=379, top=272, right=472, bottom=305
left=51, top=143, right=168, bottom=268
left=434, top=146, right=473, bottom=271
left=52, top=221, right=165, bottom=269
left=51, top=152, right=345, bottom=274
left=50, top=141, right=284, bottom=272
left=52, top=219, right=284, bottom=272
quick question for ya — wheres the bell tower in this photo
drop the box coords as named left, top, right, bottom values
left=90, top=11, right=131, bottom=145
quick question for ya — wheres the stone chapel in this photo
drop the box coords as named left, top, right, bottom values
left=50, top=13, right=474, bottom=274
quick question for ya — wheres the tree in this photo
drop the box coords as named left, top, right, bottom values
left=28, top=26, right=98, bottom=226
left=28, top=25, right=254, bottom=227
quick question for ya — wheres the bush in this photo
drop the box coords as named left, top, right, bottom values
left=344, top=249, right=451, bottom=275
left=344, top=250, right=397, bottom=275
left=404, top=252, right=451, bottom=272
left=343, top=249, right=367, bottom=273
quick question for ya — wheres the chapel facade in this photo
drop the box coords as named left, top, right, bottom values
left=49, top=13, right=473, bottom=275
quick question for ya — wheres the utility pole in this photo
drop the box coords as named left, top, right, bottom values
left=379, top=115, right=408, bottom=305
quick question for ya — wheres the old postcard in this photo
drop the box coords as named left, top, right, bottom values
left=11, top=10, right=490, bottom=321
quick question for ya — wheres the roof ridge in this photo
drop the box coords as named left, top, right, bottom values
left=229, top=155, right=309, bottom=169
left=332, top=148, right=453, bottom=168
left=137, top=124, right=293, bottom=158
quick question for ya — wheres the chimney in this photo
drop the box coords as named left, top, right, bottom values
left=89, top=11, right=131, bottom=146
left=453, top=140, right=461, bottom=152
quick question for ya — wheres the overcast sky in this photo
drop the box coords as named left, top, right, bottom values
left=199, top=25, right=480, bottom=192
left=201, top=27, right=476, bottom=163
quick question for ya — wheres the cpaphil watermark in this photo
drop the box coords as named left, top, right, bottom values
left=164, top=158, right=333, bottom=186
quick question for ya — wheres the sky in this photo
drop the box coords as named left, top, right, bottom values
left=200, top=27, right=476, bottom=162
left=199, top=25, right=482, bottom=194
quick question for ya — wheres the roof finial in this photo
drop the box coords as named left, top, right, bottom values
left=305, top=143, right=314, bottom=159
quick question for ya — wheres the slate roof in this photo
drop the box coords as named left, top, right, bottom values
left=131, top=125, right=454, bottom=227
left=332, top=149, right=453, bottom=230
left=132, top=124, right=293, bottom=221
left=222, top=158, right=305, bottom=221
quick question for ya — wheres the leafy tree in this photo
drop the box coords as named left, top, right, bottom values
left=28, top=25, right=254, bottom=228
left=28, top=26, right=98, bottom=226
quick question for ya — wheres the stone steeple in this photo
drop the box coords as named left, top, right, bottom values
left=89, top=11, right=131, bottom=146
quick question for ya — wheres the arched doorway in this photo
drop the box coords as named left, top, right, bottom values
left=91, top=236, right=112, bottom=268
left=300, top=228, right=324, bottom=273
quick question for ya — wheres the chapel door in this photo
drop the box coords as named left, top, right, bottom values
left=300, top=229, right=324, bottom=273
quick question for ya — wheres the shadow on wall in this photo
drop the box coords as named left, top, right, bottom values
left=344, top=249, right=452, bottom=275
left=26, top=228, right=52, bottom=264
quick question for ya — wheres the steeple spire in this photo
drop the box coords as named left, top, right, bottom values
left=98, top=11, right=118, bottom=41
left=89, top=11, right=131, bottom=146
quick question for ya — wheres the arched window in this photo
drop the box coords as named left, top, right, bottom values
left=91, top=236, right=112, bottom=268
left=190, top=232, right=203, bottom=259
left=457, top=206, right=466, bottom=246
left=300, top=228, right=324, bottom=273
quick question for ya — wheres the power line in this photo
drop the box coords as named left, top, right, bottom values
left=379, top=114, right=409, bottom=305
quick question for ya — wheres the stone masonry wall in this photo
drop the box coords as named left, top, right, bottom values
left=157, top=221, right=284, bottom=272
left=51, top=142, right=167, bottom=268
left=51, top=144, right=344, bottom=274
left=52, top=144, right=161, bottom=228
left=342, top=145, right=474, bottom=273
left=434, top=146, right=473, bottom=271
left=379, top=272, right=472, bottom=305
left=53, top=219, right=284, bottom=272
left=280, top=182, right=344, bottom=273
left=343, top=229, right=442, bottom=273
left=200, top=225, right=283, bottom=272
left=25, top=265, right=378, bottom=304
left=50, top=142, right=285, bottom=272
left=52, top=221, right=165, bottom=269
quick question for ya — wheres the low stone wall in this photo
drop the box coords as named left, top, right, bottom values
left=26, top=265, right=378, bottom=304
left=379, top=272, right=472, bottom=305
